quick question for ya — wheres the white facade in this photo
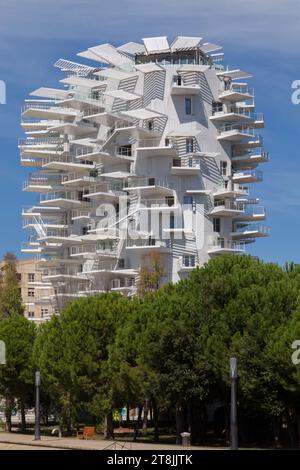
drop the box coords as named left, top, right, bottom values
left=20, top=36, right=269, bottom=310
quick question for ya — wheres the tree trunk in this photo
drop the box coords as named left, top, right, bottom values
left=4, top=397, right=12, bottom=432
left=151, top=396, right=159, bottom=442
left=20, top=398, right=26, bottom=434
left=286, top=409, right=297, bottom=449
left=142, top=399, right=149, bottom=434
left=175, top=403, right=185, bottom=445
left=138, top=404, right=143, bottom=424
left=272, top=416, right=281, bottom=449
left=126, top=403, right=130, bottom=423
left=104, top=411, right=114, bottom=440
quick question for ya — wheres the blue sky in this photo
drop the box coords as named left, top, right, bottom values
left=0, top=0, right=299, bottom=264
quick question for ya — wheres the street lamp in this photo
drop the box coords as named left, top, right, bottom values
left=230, top=357, right=238, bottom=450
left=34, top=371, right=41, bottom=441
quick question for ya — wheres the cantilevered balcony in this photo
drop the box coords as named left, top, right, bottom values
left=82, top=181, right=125, bottom=200
left=23, top=173, right=62, bottom=193
left=171, top=75, right=201, bottom=95
left=171, top=156, right=201, bottom=175
left=21, top=241, right=42, bottom=254
left=22, top=102, right=77, bottom=120
left=232, top=149, right=269, bottom=166
left=231, top=223, right=270, bottom=239
left=210, top=107, right=252, bottom=123
left=212, top=183, right=249, bottom=199
left=139, top=197, right=176, bottom=210
left=235, top=205, right=266, bottom=222
left=61, top=171, right=98, bottom=187
left=207, top=238, right=245, bottom=255
left=218, top=84, right=253, bottom=103
left=42, top=267, right=85, bottom=282
left=75, top=145, right=134, bottom=164
left=217, top=124, right=257, bottom=142
left=136, top=138, right=177, bottom=157
left=70, top=244, right=97, bottom=258
left=209, top=200, right=245, bottom=217
left=124, top=177, right=173, bottom=195
left=232, top=169, right=263, bottom=184
left=42, top=155, right=95, bottom=172
left=111, top=277, right=135, bottom=292
left=40, top=191, right=90, bottom=208
left=126, top=238, right=172, bottom=253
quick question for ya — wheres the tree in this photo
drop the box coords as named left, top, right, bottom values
left=137, top=251, right=166, bottom=296
left=0, top=315, right=36, bottom=432
left=33, top=293, right=134, bottom=438
left=0, top=252, right=24, bottom=318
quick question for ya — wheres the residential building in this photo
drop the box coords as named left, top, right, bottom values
left=20, top=35, right=269, bottom=308
left=0, top=258, right=57, bottom=322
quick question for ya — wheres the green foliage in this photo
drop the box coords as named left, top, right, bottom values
left=0, top=252, right=24, bottom=318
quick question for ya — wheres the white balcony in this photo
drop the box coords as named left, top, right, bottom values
left=232, top=170, right=263, bottom=184
left=139, top=197, right=176, bottom=210
left=40, top=191, right=88, bottom=208
left=42, top=155, right=96, bottom=172
left=171, top=156, right=201, bottom=175
left=21, top=242, right=42, bottom=254
left=235, top=205, right=266, bottom=222
left=232, top=150, right=269, bottom=166
left=71, top=209, right=91, bottom=221
left=207, top=239, right=245, bottom=255
left=217, top=125, right=257, bottom=142
left=218, top=84, right=253, bottom=103
left=210, top=107, right=252, bottom=123
left=209, top=200, right=245, bottom=217
left=61, top=172, right=98, bottom=187
left=124, top=177, right=174, bottom=196
left=171, top=76, right=201, bottom=95
left=23, top=174, right=62, bottom=193
left=231, top=224, right=270, bottom=239
left=22, top=102, right=77, bottom=120
left=82, top=182, right=125, bottom=200
left=111, top=277, right=135, bottom=293
left=126, top=238, right=172, bottom=253
left=212, top=184, right=249, bottom=199
left=136, top=138, right=177, bottom=157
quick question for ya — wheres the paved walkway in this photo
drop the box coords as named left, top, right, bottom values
left=0, top=432, right=223, bottom=451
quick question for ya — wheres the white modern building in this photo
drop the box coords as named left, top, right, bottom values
left=20, top=35, right=269, bottom=309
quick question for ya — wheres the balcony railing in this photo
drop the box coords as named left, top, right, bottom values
left=212, top=200, right=245, bottom=211
left=218, top=124, right=256, bottom=136
left=233, top=169, right=263, bottom=182
left=137, top=138, right=177, bottom=149
left=220, top=84, right=253, bottom=96
left=140, top=198, right=175, bottom=208
left=233, top=224, right=270, bottom=235
left=126, top=238, right=172, bottom=248
left=19, top=137, right=64, bottom=147
left=209, top=239, right=245, bottom=251
left=75, top=145, right=102, bottom=157
left=172, top=156, right=201, bottom=168
left=70, top=245, right=97, bottom=256
left=124, top=177, right=172, bottom=189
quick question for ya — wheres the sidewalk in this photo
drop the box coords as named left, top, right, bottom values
left=0, top=432, right=223, bottom=451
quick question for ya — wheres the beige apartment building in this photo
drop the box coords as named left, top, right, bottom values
left=16, top=258, right=58, bottom=323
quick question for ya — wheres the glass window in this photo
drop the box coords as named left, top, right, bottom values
left=183, top=196, right=193, bottom=205
left=213, top=218, right=221, bottom=233
left=186, top=138, right=194, bottom=153
left=185, top=97, right=192, bottom=115
left=220, top=161, right=228, bottom=176
left=28, top=288, right=35, bottom=298
left=28, top=273, right=35, bottom=282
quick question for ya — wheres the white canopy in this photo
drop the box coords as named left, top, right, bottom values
left=171, top=36, right=202, bottom=51
left=95, top=68, right=136, bottom=81
left=134, top=63, right=163, bottom=74
left=122, top=108, right=166, bottom=120
left=30, top=87, right=71, bottom=100
left=60, top=76, right=105, bottom=89
left=216, top=69, right=252, bottom=80
left=79, top=44, right=133, bottom=67
left=142, top=36, right=170, bottom=54
left=103, top=90, right=142, bottom=101
left=117, top=42, right=145, bottom=55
